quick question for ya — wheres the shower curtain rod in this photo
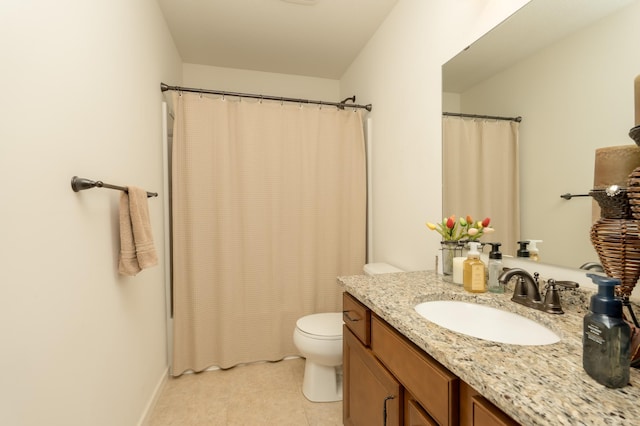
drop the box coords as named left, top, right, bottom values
left=443, top=112, right=522, bottom=122
left=160, top=83, right=372, bottom=112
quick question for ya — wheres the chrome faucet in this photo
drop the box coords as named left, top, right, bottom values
left=498, top=268, right=579, bottom=314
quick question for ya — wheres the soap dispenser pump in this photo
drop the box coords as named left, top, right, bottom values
left=517, top=240, right=530, bottom=258
left=529, top=240, right=543, bottom=262
left=583, top=273, right=630, bottom=388
left=487, top=243, right=503, bottom=293
left=463, top=242, right=486, bottom=293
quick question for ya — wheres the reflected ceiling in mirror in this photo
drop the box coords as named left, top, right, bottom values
left=443, top=0, right=634, bottom=93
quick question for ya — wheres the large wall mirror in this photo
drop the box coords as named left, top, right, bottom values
left=442, top=0, right=640, bottom=270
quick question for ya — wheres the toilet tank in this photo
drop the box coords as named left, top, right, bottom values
left=363, top=263, right=403, bottom=276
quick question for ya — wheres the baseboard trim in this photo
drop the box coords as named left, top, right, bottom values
left=137, top=367, right=169, bottom=426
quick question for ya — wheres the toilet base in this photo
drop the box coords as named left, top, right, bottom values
left=301, top=360, right=343, bottom=402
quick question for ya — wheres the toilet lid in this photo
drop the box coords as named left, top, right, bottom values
left=296, top=313, right=343, bottom=338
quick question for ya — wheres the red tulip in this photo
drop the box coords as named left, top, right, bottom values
left=446, top=216, right=455, bottom=229
left=482, top=217, right=491, bottom=227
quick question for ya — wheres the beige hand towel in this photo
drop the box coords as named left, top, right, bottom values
left=119, top=191, right=140, bottom=276
left=118, top=186, right=158, bottom=276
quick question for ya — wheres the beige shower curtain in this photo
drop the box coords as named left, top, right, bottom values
left=171, top=92, right=366, bottom=374
left=442, top=116, right=520, bottom=257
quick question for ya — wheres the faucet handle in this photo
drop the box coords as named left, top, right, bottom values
left=543, top=279, right=565, bottom=314
left=513, top=276, right=528, bottom=298
left=542, top=279, right=579, bottom=314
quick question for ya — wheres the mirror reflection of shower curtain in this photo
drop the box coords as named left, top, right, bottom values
left=170, top=92, right=366, bottom=375
left=442, top=116, right=520, bottom=257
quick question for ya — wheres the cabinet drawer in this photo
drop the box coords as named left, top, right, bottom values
left=343, top=292, right=371, bottom=346
left=472, top=396, right=519, bottom=426
left=372, top=314, right=459, bottom=426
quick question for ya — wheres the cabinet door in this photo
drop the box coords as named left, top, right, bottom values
left=406, top=397, right=438, bottom=426
left=471, top=396, right=519, bottom=426
left=344, top=326, right=402, bottom=426
left=460, top=382, right=519, bottom=426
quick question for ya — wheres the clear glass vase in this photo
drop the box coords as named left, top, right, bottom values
left=440, top=241, right=461, bottom=277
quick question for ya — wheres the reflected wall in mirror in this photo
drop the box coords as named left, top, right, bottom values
left=442, top=0, right=640, bottom=269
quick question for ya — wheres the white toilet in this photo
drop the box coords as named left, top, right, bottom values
left=293, top=262, right=403, bottom=402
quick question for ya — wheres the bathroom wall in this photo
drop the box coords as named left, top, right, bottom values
left=182, top=63, right=340, bottom=100
left=340, top=0, right=530, bottom=271
left=1, top=1, right=181, bottom=425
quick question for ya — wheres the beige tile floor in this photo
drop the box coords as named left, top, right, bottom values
left=148, top=358, right=343, bottom=426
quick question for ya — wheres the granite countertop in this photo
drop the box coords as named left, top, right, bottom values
left=339, top=270, right=640, bottom=426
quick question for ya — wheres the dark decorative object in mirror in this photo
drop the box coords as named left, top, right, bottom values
left=630, top=125, right=640, bottom=145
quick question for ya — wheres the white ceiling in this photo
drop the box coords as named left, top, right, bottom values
left=157, top=0, right=399, bottom=79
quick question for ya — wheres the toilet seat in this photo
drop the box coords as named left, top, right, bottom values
left=296, top=313, right=343, bottom=340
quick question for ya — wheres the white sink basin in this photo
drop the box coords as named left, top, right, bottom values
left=414, top=300, right=560, bottom=346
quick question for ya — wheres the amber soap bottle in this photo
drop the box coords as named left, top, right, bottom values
left=463, top=242, right=486, bottom=293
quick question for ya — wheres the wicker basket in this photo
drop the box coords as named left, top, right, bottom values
left=589, top=188, right=631, bottom=219
left=628, top=167, right=640, bottom=220
left=591, top=218, right=640, bottom=297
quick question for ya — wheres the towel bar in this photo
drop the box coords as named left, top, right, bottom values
left=71, top=176, right=158, bottom=198
left=560, top=193, right=590, bottom=200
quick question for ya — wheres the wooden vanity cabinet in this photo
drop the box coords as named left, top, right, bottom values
left=343, top=292, right=401, bottom=426
left=342, top=292, right=518, bottom=426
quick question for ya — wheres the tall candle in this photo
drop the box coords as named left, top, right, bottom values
left=635, top=75, right=640, bottom=126
left=453, top=257, right=465, bottom=285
